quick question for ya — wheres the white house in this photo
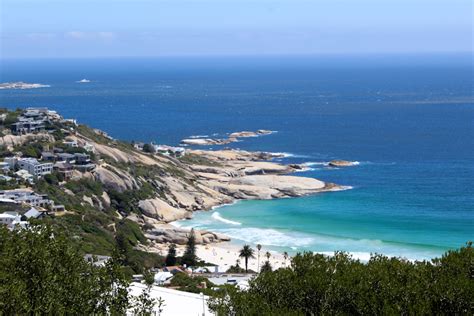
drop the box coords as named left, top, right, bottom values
left=18, top=158, right=53, bottom=177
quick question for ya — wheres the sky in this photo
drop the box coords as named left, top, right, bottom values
left=0, top=0, right=472, bottom=58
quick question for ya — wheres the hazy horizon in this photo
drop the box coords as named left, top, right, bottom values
left=1, top=0, right=472, bottom=59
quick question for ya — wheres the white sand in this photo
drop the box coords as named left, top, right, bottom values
left=174, top=242, right=291, bottom=272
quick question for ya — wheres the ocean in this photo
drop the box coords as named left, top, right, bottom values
left=1, top=54, right=473, bottom=260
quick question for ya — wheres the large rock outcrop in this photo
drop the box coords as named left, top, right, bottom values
left=138, top=198, right=192, bottom=222
left=0, top=133, right=55, bottom=148
left=94, top=165, right=139, bottom=192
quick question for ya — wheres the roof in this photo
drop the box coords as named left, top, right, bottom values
left=24, top=207, right=43, bottom=219
left=41, top=152, right=56, bottom=158
left=57, top=153, right=75, bottom=158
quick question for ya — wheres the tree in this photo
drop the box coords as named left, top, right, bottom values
left=261, top=260, right=272, bottom=273
left=283, top=251, right=289, bottom=267
left=142, top=143, right=156, bottom=154
left=257, top=244, right=262, bottom=272
left=239, top=244, right=255, bottom=273
left=131, top=271, right=164, bottom=316
left=181, top=229, right=197, bottom=267
left=209, top=244, right=474, bottom=315
left=165, top=244, right=177, bottom=266
left=0, top=225, right=130, bottom=314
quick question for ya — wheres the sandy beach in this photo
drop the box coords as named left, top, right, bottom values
left=173, top=242, right=290, bottom=272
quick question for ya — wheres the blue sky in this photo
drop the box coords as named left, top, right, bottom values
left=1, top=0, right=472, bottom=58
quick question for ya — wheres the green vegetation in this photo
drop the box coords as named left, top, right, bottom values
left=165, top=243, right=178, bottom=266
left=170, top=272, right=215, bottom=295
left=181, top=229, right=198, bottom=267
left=209, top=244, right=474, bottom=315
left=179, top=153, right=221, bottom=166
left=142, top=143, right=156, bottom=154
left=239, top=244, right=255, bottom=273
left=65, top=178, right=103, bottom=197
left=0, top=225, right=131, bottom=314
left=2, top=109, right=21, bottom=127
left=108, top=183, right=156, bottom=215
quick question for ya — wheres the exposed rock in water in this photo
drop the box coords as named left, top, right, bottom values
left=181, top=138, right=237, bottom=146
left=229, top=130, right=274, bottom=138
left=328, top=160, right=358, bottom=167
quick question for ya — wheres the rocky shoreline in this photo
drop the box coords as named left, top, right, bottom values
left=67, top=129, right=347, bottom=246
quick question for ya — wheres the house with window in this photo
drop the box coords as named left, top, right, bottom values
left=18, top=158, right=53, bottom=177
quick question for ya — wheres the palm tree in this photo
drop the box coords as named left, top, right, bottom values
left=239, top=245, right=255, bottom=273
left=265, top=251, right=271, bottom=260
left=256, top=244, right=262, bottom=271
left=283, top=251, right=289, bottom=267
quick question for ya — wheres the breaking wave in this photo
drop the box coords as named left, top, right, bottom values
left=211, top=212, right=242, bottom=226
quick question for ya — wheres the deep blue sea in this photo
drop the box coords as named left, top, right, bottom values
left=1, top=54, right=473, bottom=260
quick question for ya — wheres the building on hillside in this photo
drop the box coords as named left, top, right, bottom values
left=24, top=207, right=46, bottom=219
left=18, top=158, right=53, bottom=177
left=0, top=162, right=10, bottom=172
left=56, top=153, right=76, bottom=164
left=0, top=212, right=20, bottom=226
left=54, top=162, right=74, bottom=180
left=11, top=120, right=45, bottom=135
left=154, top=145, right=186, bottom=157
left=15, top=170, right=34, bottom=183
left=0, top=189, right=54, bottom=208
left=4, top=157, right=18, bottom=169
left=63, top=140, right=78, bottom=148
left=41, top=152, right=56, bottom=162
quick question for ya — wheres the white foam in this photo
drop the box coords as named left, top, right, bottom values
left=217, top=227, right=315, bottom=248
left=211, top=212, right=242, bottom=226
left=188, top=135, right=209, bottom=139
left=303, top=161, right=330, bottom=166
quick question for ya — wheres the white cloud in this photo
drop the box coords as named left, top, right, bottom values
left=26, top=32, right=57, bottom=40
left=63, top=31, right=117, bottom=40
left=97, top=32, right=116, bottom=40
left=65, top=31, right=87, bottom=39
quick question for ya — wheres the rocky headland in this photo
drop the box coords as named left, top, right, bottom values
left=67, top=129, right=344, bottom=246
left=180, top=129, right=274, bottom=146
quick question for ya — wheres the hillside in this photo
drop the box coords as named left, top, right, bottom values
left=0, top=107, right=342, bottom=272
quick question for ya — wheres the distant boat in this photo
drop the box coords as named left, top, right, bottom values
left=76, top=79, right=91, bottom=83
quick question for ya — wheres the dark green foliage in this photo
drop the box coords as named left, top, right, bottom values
left=114, top=220, right=163, bottom=274
left=260, top=260, right=272, bottom=273
left=3, top=110, right=20, bottom=127
left=170, top=272, right=215, bottom=295
left=142, top=143, right=156, bottom=153
left=109, top=183, right=155, bottom=215
left=209, top=245, right=474, bottom=315
left=0, top=225, right=130, bottom=314
left=16, top=142, right=44, bottom=158
left=43, top=171, right=64, bottom=185
left=165, top=243, right=178, bottom=266
left=178, top=153, right=221, bottom=166
left=65, top=178, right=103, bottom=197
left=226, top=264, right=246, bottom=273
left=181, top=229, right=198, bottom=267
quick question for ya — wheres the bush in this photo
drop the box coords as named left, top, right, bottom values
left=209, top=245, right=474, bottom=315
left=0, top=225, right=130, bottom=314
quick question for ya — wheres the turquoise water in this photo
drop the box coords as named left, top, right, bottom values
left=1, top=55, right=473, bottom=260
